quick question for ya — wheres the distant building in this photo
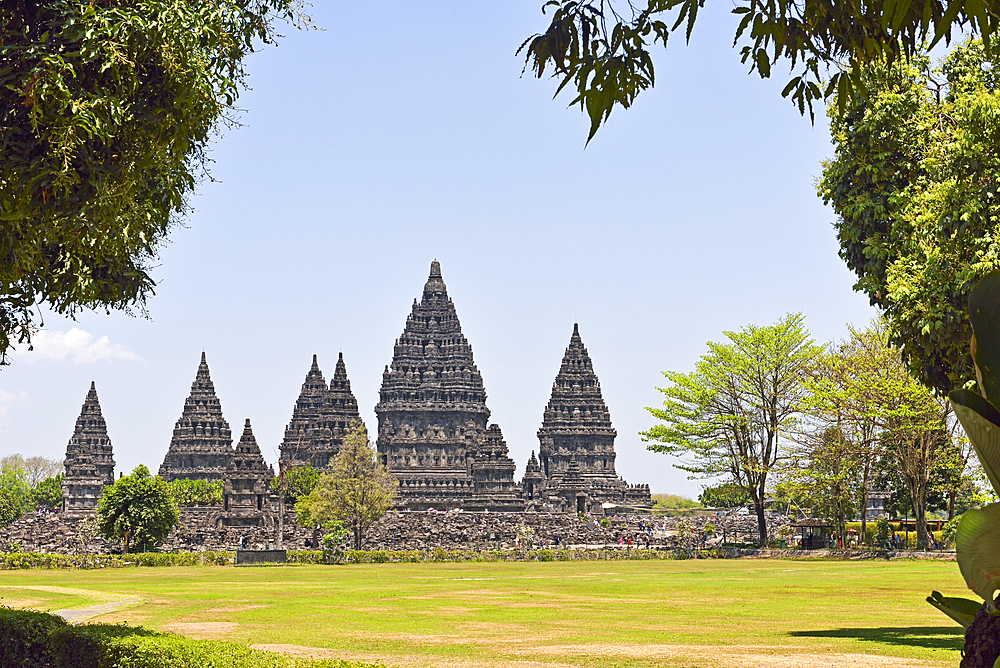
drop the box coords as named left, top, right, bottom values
left=279, top=353, right=362, bottom=470
left=62, top=382, right=116, bottom=515
left=158, top=353, right=233, bottom=481
left=865, top=491, right=890, bottom=521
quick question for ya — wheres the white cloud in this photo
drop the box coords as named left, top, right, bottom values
left=0, top=390, right=27, bottom=420
left=16, top=328, right=143, bottom=364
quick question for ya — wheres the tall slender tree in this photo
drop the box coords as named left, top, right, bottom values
left=295, top=423, right=396, bottom=550
left=642, top=313, right=820, bottom=546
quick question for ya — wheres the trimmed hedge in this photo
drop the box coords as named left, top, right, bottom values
left=1, top=547, right=729, bottom=570
left=286, top=547, right=717, bottom=564
left=0, top=552, right=233, bottom=570
left=0, top=607, right=377, bottom=668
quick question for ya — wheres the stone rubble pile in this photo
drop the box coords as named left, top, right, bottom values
left=1, top=508, right=791, bottom=554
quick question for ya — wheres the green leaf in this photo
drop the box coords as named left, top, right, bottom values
left=926, top=590, right=982, bottom=628
left=969, top=273, right=1000, bottom=407
left=956, top=502, right=1000, bottom=612
left=950, top=390, right=1000, bottom=497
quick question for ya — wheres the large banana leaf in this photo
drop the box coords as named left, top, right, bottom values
left=926, top=590, right=983, bottom=628
left=950, top=390, right=1000, bottom=496
left=956, top=503, right=1000, bottom=613
left=970, top=273, right=1000, bottom=408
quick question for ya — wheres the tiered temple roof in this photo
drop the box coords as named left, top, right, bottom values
left=279, top=353, right=361, bottom=470
left=468, top=424, right=522, bottom=511
left=158, top=353, right=233, bottom=481
left=534, top=325, right=651, bottom=511
left=376, top=260, right=518, bottom=510
left=222, top=419, right=274, bottom=526
left=62, top=382, right=116, bottom=514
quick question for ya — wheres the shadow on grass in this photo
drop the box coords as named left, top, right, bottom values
left=789, top=626, right=964, bottom=650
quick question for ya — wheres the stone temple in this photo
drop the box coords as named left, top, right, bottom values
left=158, top=353, right=233, bottom=481
left=528, top=324, right=651, bottom=513
left=373, top=261, right=650, bottom=514
left=62, top=382, right=116, bottom=515
left=222, top=419, right=275, bottom=528
left=279, top=353, right=361, bottom=470
left=375, top=260, right=521, bottom=511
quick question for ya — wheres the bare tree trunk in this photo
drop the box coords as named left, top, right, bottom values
left=859, top=459, right=871, bottom=546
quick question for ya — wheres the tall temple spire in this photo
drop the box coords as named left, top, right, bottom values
left=534, top=324, right=622, bottom=498
left=376, top=260, right=521, bottom=511
left=62, top=382, right=116, bottom=514
left=223, top=418, right=272, bottom=522
left=158, top=353, right=233, bottom=481
left=280, top=353, right=361, bottom=469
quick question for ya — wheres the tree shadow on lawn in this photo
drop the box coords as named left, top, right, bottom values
left=788, top=626, right=964, bottom=650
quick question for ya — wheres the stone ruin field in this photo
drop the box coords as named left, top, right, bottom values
left=0, top=559, right=970, bottom=668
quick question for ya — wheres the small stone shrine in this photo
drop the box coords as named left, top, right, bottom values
left=279, top=353, right=362, bottom=470
left=158, top=352, right=233, bottom=481
left=222, top=419, right=275, bottom=528
left=468, top=425, right=523, bottom=511
left=61, top=382, right=116, bottom=515
left=530, top=324, right=652, bottom=513
left=375, top=261, right=520, bottom=511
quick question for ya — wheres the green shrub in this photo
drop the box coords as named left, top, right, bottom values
left=0, top=607, right=382, bottom=668
left=0, top=606, right=67, bottom=668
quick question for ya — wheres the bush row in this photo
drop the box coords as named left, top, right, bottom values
left=0, top=551, right=233, bottom=569
left=0, top=546, right=738, bottom=569
left=0, top=607, right=372, bottom=668
left=286, top=546, right=731, bottom=564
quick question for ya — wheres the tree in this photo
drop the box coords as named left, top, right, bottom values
left=29, top=474, right=63, bottom=510
left=167, top=478, right=223, bottom=507
left=271, top=465, right=320, bottom=505
left=519, top=0, right=998, bottom=140
left=785, top=426, right=859, bottom=547
left=697, top=482, right=749, bottom=509
left=294, top=422, right=397, bottom=550
left=642, top=313, right=820, bottom=546
left=96, top=465, right=179, bottom=553
left=804, top=321, right=893, bottom=543
left=0, top=0, right=306, bottom=364
left=0, top=457, right=30, bottom=527
left=819, top=40, right=1000, bottom=394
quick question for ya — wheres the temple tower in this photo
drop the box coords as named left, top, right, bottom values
left=222, top=419, right=274, bottom=527
left=279, top=353, right=361, bottom=470
left=375, top=260, right=490, bottom=509
left=534, top=324, right=652, bottom=512
left=158, top=352, right=233, bottom=481
left=468, top=424, right=523, bottom=511
left=62, top=382, right=116, bottom=514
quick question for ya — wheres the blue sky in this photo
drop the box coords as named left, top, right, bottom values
left=0, top=1, right=876, bottom=498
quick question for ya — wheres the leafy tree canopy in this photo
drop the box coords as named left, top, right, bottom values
left=520, top=0, right=998, bottom=140
left=96, top=465, right=179, bottom=553
left=820, top=40, right=1000, bottom=394
left=294, top=422, right=396, bottom=550
left=29, top=474, right=63, bottom=510
left=642, top=313, right=820, bottom=546
left=272, top=465, right=320, bottom=505
left=697, top=482, right=749, bottom=509
left=167, top=478, right=222, bottom=507
left=0, top=0, right=305, bottom=364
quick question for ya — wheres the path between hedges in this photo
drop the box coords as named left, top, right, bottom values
left=4, top=585, right=145, bottom=623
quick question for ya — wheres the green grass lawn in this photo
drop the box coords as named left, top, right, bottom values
left=0, top=559, right=972, bottom=668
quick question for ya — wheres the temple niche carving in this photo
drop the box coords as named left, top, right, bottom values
left=529, top=324, right=652, bottom=513
left=158, top=353, right=233, bottom=481
left=376, top=260, right=521, bottom=511
left=279, top=353, right=362, bottom=470
left=62, top=382, right=116, bottom=515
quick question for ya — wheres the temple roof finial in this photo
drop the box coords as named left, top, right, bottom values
left=201, top=351, right=207, bottom=364
left=430, top=259, right=441, bottom=278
